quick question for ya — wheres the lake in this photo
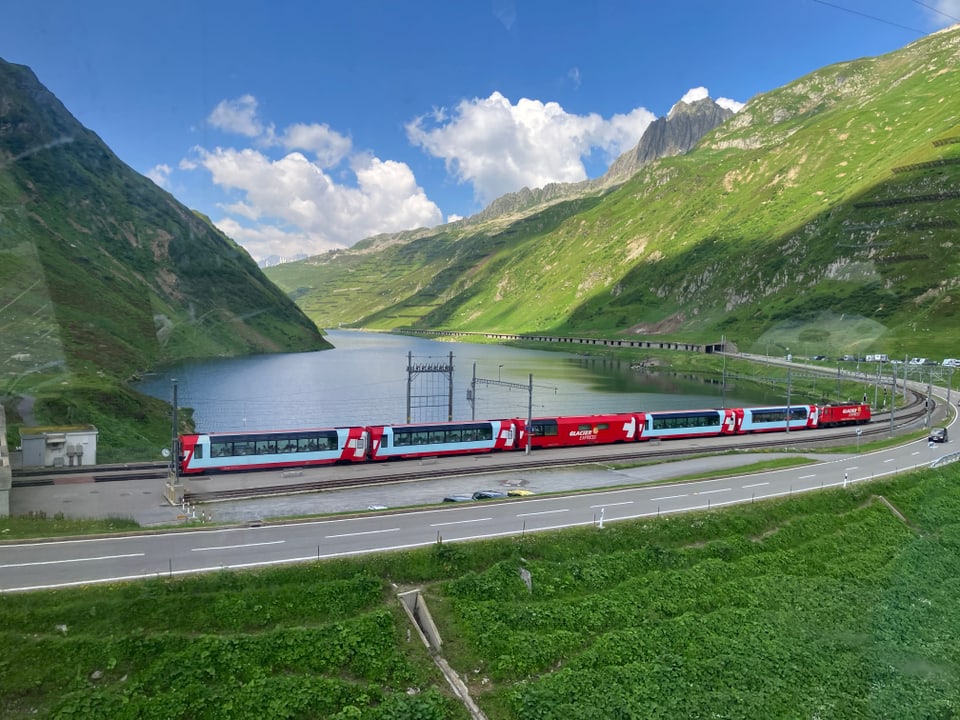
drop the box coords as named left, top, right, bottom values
left=136, top=329, right=780, bottom=432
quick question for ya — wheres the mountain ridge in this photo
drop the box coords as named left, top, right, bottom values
left=265, top=27, right=960, bottom=361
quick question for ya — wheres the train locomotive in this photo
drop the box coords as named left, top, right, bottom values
left=177, top=402, right=871, bottom=475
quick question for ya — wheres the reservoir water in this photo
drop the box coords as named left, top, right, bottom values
left=137, top=329, right=781, bottom=433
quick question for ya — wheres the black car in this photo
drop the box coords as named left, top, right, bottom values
left=442, top=494, right=473, bottom=503
left=472, top=490, right=508, bottom=500
left=929, top=427, right=948, bottom=443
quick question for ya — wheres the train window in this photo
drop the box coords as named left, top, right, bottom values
left=256, top=439, right=277, bottom=454
left=531, top=422, right=557, bottom=437
left=429, top=431, right=445, bottom=444
left=193, top=444, right=204, bottom=459
left=234, top=441, right=254, bottom=455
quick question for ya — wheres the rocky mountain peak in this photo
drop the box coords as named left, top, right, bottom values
left=606, top=97, right=735, bottom=180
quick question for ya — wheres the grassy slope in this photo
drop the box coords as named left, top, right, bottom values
left=0, top=59, right=331, bottom=456
left=267, top=29, right=960, bottom=360
left=2, top=466, right=960, bottom=718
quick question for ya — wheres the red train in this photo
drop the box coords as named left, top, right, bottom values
left=177, top=402, right=870, bottom=475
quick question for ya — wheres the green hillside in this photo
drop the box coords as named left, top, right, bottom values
left=0, top=59, right=329, bottom=457
left=267, top=28, right=960, bottom=360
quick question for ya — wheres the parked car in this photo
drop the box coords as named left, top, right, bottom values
left=472, top=489, right=508, bottom=500
left=929, top=427, right=948, bottom=444
left=443, top=494, right=473, bottom=503
left=942, top=358, right=960, bottom=368
left=506, top=488, right=535, bottom=497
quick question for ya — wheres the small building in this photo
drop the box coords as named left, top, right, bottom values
left=19, top=425, right=99, bottom=468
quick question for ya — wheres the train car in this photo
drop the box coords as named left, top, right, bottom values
left=178, top=426, right=369, bottom=474
left=817, top=402, right=871, bottom=427
left=637, top=408, right=737, bottom=440
left=518, top=413, right=643, bottom=450
left=737, top=404, right=819, bottom=433
left=366, top=419, right=518, bottom=460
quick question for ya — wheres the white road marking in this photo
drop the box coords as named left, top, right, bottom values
left=517, top=509, right=569, bottom=517
left=652, top=494, right=688, bottom=501
left=742, top=482, right=769, bottom=488
left=325, top=528, right=400, bottom=538
left=0, top=553, right=144, bottom=569
left=191, top=541, right=286, bottom=552
left=429, top=518, right=492, bottom=527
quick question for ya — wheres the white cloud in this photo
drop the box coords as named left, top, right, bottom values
left=673, top=87, right=745, bottom=114
left=180, top=95, right=444, bottom=261
left=207, top=95, right=267, bottom=137
left=716, top=97, right=745, bottom=112
left=679, top=87, right=710, bottom=104
left=146, top=163, right=172, bottom=188
left=188, top=144, right=442, bottom=261
left=213, top=217, right=334, bottom=261
left=406, top=91, right=655, bottom=205
left=279, top=123, right=352, bottom=167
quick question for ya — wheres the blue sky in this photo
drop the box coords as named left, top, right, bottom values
left=2, top=1, right=958, bottom=262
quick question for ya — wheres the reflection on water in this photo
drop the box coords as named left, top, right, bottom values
left=137, top=330, right=779, bottom=433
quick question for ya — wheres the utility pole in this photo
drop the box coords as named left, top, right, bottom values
left=721, top=335, right=727, bottom=408
left=164, top=379, right=183, bottom=506
left=785, top=367, right=792, bottom=433
left=527, top=373, right=533, bottom=454
left=468, top=364, right=553, bottom=452
left=171, top=379, right=179, bottom=483
left=889, top=361, right=896, bottom=435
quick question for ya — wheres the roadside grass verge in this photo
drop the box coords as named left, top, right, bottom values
left=0, top=512, right=142, bottom=540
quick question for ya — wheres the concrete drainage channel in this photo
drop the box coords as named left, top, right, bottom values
left=397, top=589, right=488, bottom=720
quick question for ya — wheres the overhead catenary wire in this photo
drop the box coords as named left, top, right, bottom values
left=810, top=0, right=927, bottom=34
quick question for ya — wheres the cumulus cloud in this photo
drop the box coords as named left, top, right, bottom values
left=184, top=95, right=443, bottom=261
left=406, top=91, right=656, bottom=205
left=188, top=144, right=442, bottom=261
left=716, top=97, right=745, bottom=112
left=672, top=86, right=744, bottom=114
left=208, top=95, right=267, bottom=137
left=278, top=123, right=352, bottom=167
left=146, top=163, right=172, bottom=188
